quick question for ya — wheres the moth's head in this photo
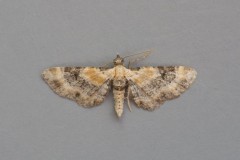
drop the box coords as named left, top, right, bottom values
left=113, top=55, right=124, bottom=66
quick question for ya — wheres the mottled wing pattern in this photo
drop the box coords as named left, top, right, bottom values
left=42, top=67, right=114, bottom=107
left=126, top=66, right=197, bottom=110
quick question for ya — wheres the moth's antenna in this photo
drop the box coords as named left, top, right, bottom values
left=123, top=49, right=152, bottom=68
left=123, top=49, right=152, bottom=59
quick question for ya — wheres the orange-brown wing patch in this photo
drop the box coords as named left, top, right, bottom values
left=129, top=67, right=158, bottom=85
left=82, top=67, right=111, bottom=86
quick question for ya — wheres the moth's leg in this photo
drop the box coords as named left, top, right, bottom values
left=126, top=86, right=132, bottom=112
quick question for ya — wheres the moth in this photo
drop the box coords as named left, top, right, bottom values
left=42, top=51, right=197, bottom=117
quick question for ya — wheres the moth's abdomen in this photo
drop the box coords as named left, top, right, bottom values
left=113, top=79, right=126, bottom=117
left=113, top=89, right=125, bottom=117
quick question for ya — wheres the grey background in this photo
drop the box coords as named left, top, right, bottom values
left=0, top=0, right=239, bottom=160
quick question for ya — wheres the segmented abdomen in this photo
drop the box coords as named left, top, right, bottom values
left=112, top=79, right=126, bottom=117
left=113, top=89, right=125, bottom=117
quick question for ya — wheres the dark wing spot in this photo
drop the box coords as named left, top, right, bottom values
left=75, top=92, right=80, bottom=97
left=73, top=73, right=78, bottom=80
left=64, top=67, right=72, bottom=72
left=52, top=80, right=62, bottom=88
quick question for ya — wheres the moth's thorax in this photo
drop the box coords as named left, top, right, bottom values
left=113, top=65, right=127, bottom=90
left=114, top=65, right=126, bottom=77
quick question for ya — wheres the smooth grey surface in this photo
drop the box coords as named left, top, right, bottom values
left=0, top=1, right=240, bottom=160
